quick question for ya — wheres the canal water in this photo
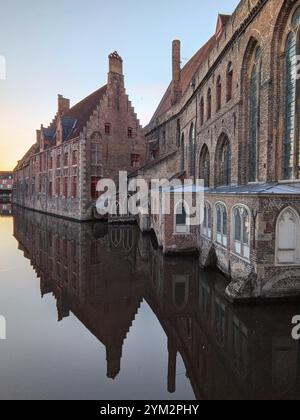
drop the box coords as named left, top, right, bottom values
left=0, top=205, right=300, bottom=400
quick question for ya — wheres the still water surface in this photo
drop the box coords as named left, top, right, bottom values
left=0, top=206, right=300, bottom=400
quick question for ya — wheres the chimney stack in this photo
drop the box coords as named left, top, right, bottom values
left=58, top=94, right=70, bottom=116
left=108, top=51, right=123, bottom=75
left=171, top=40, right=182, bottom=105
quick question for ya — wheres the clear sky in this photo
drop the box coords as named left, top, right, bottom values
left=0, top=0, right=239, bottom=171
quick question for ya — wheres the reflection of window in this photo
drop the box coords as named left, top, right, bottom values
left=276, top=207, right=300, bottom=264
left=233, top=206, right=250, bottom=259
left=173, top=275, right=189, bottom=309
left=175, top=201, right=189, bottom=234
left=215, top=203, right=228, bottom=247
left=202, top=202, right=212, bottom=238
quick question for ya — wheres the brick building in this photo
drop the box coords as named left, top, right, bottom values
left=0, top=171, right=13, bottom=202
left=13, top=52, right=146, bottom=220
left=141, top=0, right=300, bottom=301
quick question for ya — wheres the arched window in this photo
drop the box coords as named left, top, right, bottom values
left=176, top=119, right=181, bottom=148
left=173, top=275, right=189, bottom=310
left=284, top=32, right=297, bottom=179
left=200, top=97, right=204, bottom=126
left=233, top=206, right=250, bottom=259
left=181, top=133, right=185, bottom=171
left=226, top=62, right=233, bottom=102
left=202, top=201, right=212, bottom=238
left=215, top=203, right=228, bottom=247
left=282, top=7, right=300, bottom=180
left=207, top=88, right=212, bottom=120
left=189, top=123, right=195, bottom=177
left=216, top=76, right=222, bottom=112
left=199, top=145, right=210, bottom=187
left=216, top=135, right=231, bottom=186
left=249, top=47, right=261, bottom=182
left=175, top=201, right=189, bottom=234
left=276, top=207, right=300, bottom=265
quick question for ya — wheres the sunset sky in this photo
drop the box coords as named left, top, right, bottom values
left=0, top=0, right=238, bottom=171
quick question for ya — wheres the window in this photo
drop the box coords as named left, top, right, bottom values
left=72, top=176, right=78, bottom=198
left=64, top=152, right=69, bottom=167
left=49, top=181, right=53, bottom=197
left=199, top=145, right=210, bottom=187
left=227, top=62, right=233, bottom=102
left=91, top=143, right=102, bottom=165
left=131, top=154, right=141, bottom=168
left=49, top=156, right=53, bottom=170
left=176, top=120, right=181, bottom=148
left=249, top=47, right=261, bottom=182
left=72, top=150, right=78, bottom=166
left=215, top=203, right=228, bottom=247
left=202, top=202, right=212, bottom=238
left=284, top=32, right=297, bottom=179
left=39, top=156, right=43, bottom=173
left=207, top=88, right=212, bottom=120
left=63, top=177, right=68, bottom=197
left=189, top=123, right=195, bottom=177
left=181, top=133, right=185, bottom=171
left=105, top=124, right=111, bottom=135
left=216, top=135, right=231, bottom=186
left=200, top=97, right=204, bottom=126
left=276, top=207, right=300, bottom=265
left=56, top=178, right=61, bottom=196
left=216, top=76, right=222, bottom=111
left=56, top=154, right=61, bottom=169
left=91, top=177, right=101, bottom=200
left=128, top=127, right=133, bottom=138
left=233, top=206, right=250, bottom=259
left=175, top=201, right=189, bottom=234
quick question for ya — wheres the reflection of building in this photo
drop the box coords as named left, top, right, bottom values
left=0, top=203, right=12, bottom=216
left=13, top=207, right=300, bottom=400
left=0, top=171, right=13, bottom=203
left=13, top=52, right=146, bottom=221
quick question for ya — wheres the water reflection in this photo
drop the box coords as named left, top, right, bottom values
left=12, top=207, right=300, bottom=400
left=0, top=203, right=12, bottom=216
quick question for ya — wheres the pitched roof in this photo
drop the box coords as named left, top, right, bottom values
left=64, top=85, right=107, bottom=140
left=150, top=35, right=217, bottom=122
left=14, top=143, right=40, bottom=171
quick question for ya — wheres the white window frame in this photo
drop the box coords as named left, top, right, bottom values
left=275, top=206, right=300, bottom=265
left=232, top=205, right=251, bottom=260
left=214, top=202, right=228, bottom=247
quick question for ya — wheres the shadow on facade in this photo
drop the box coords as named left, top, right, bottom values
left=13, top=207, right=300, bottom=400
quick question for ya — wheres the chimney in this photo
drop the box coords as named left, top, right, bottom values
left=58, top=94, right=70, bottom=116
left=171, top=40, right=182, bottom=105
left=108, top=51, right=123, bottom=75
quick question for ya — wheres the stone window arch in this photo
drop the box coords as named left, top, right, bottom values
left=215, top=134, right=231, bottom=186
left=215, top=202, right=228, bottom=247
left=233, top=205, right=251, bottom=259
left=202, top=201, right=212, bottom=239
left=276, top=207, right=300, bottom=265
left=174, top=200, right=190, bottom=234
left=199, top=144, right=210, bottom=187
left=216, top=75, right=222, bottom=112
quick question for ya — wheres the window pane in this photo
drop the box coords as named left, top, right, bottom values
left=235, top=209, right=242, bottom=241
